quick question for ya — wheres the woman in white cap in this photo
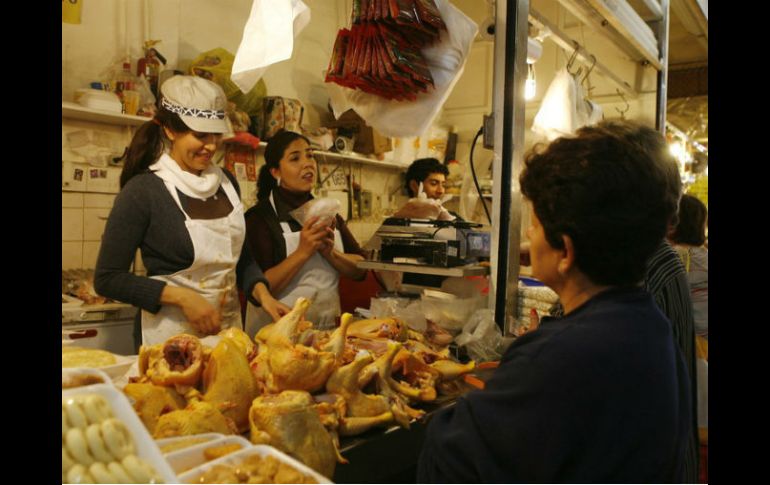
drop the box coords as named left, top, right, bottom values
left=95, top=75, right=289, bottom=347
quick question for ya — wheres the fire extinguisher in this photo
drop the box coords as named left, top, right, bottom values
left=137, top=40, right=167, bottom=99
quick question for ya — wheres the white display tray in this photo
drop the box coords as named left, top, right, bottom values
left=164, top=435, right=252, bottom=475
left=62, top=383, right=178, bottom=483
left=62, top=367, right=113, bottom=389
left=177, top=444, right=333, bottom=484
left=155, top=433, right=226, bottom=455
left=62, top=350, right=136, bottom=381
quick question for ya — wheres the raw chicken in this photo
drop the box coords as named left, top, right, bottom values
left=122, top=382, right=186, bottom=435
left=202, top=337, right=258, bottom=433
left=249, top=390, right=339, bottom=478
left=138, top=334, right=205, bottom=389
left=153, top=399, right=237, bottom=438
left=251, top=298, right=350, bottom=393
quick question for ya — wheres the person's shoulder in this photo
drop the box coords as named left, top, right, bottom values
left=220, top=167, right=240, bottom=193
left=245, top=197, right=272, bottom=219
left=118, top=172, right=163, bottom=199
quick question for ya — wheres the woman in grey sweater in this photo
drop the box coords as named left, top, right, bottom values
left=95, top=75, right=288, bottom=346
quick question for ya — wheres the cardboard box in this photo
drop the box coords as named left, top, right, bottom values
left=326, top=110, right=392, bottom=155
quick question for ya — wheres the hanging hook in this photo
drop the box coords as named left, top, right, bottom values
left=615, top=89, right=630, bottom=119
left=581, top=54, right=596, bottom=87
left=566, top=40, right=583, bottom=77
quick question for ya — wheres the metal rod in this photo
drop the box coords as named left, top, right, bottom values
left=655, top=0, right=670, bottom=132
left=554, top=0, right=662, bottom=70
left=529, top=9, right=639, bottom=98
left=490, top=0, right=528, bottom=335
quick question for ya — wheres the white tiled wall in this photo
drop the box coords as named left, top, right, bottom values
left=61, top=191, right=116, bottom=270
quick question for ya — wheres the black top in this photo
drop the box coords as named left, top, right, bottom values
left=94, top=169, right=268, bottom=313
left=244, top=187, right=366, bottom=272
left=417, top=286, right=692, bottom=483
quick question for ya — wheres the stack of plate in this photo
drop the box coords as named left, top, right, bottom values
left=77, top=89, right=123, bottom=113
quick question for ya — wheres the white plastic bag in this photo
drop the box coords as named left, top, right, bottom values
left=231, top=0, right=311, bottom=93
left=289, top=197, right=341, bottom=228
left=369, top=297, right=426, bottom=332
left=325, top=0, right=478, bottom=137
left=421, top=291, right=485, bottom=333
left=455, top=309, right=503, bottom=362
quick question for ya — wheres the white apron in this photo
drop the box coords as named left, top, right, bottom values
left=141, top=175, right=245, bottom=346
left=245, top=191, right=343, bottom=336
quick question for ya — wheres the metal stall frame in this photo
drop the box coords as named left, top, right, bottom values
left=489, top=0, right=529, bottom=335
left=489, top=0, right=671, bottom=333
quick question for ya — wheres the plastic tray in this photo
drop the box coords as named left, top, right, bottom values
left=177, top=444, right=333, bottom=484
left=62, top=367, right=113, bottom=389
left=156, top=433, right=226, bottom=455
left=164, top=435, right=252, bottom=475
left=62, top=349, right=137, bottom=380
left=62, top=383, right=177, bottom=483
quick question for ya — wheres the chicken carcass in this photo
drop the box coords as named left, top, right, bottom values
left=325, top=351, right=396, bottom=436
left=202, top=337, right=258, bottom=433
left=251, top=298, right=350, bottom=394
left=153, top=398, right=237, bottom=438
left=122, top=383, right=186, bottom=435
left=346, top=317, right=408, bottom=341
left=362, top=341, right=425, bottom=428
left=217, top=327, right=257, bottom=361
left=249, top=390, right=339, bottom=478
left=138, top=334, right=205, bottom=389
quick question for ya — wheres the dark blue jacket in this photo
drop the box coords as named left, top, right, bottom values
left=417, top=287, right=691, bottom=483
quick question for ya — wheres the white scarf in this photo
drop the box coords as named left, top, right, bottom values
left=150, top=152, right=222, bottom=200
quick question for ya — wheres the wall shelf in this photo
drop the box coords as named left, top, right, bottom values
left=358, top=260, right=489, bottom=277
left=314, top=150, right=409, bottom=170
left=255, top=141, right=407, bottom=170
left=62, top=101, right=150, bottom=126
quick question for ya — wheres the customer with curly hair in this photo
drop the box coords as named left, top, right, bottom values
left=417, top=121, right=692, bottom=483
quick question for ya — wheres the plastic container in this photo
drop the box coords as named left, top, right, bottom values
left=76, top=89, right=123, bottom=113
left=164, top=435, right=252, bottom=475
left=177, top=445, right=333, bottom=484
left=62, top=383, right=177, bottom=483
left=155, top=433, right=225, bottom=455
left=62, top=367, right=112, bottom=389
left=62, top=350, right=136, bottom=381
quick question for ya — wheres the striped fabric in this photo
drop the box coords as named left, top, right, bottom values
left=645, top=241, right=700, bottom=483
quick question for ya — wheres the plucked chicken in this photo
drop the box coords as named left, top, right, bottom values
left=202, top=337, right=258, bottom=433
left=249, top=390, right=339, bottom=478
left=251, top=298, right=350, bottom=394
left=122, top=382, right=186, bottom=435
left=138, top=334, right=206, bottom=389
left=153, top=398, right=237, bottom=438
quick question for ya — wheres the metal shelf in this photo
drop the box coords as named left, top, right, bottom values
left=314, top=150, right=409, bottom=170
left=254, top=141, right=408, bottom=170
left=358, top=260, right=489, bottom=277
left=62, top=101, right=150, bottom=126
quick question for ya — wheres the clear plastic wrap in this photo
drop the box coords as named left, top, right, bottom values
left=454, top=309, right=504, bottom=362
left=288, top=198, right=341, bottom=228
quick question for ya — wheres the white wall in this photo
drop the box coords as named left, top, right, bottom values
left=61, top=0, right=665, bottom=268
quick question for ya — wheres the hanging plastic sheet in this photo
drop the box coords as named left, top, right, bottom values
left=326, top=0, right=477, bottom=138
left=532, top=67, right=603, bottom=141
left=231, top=0, right=311, bottom=94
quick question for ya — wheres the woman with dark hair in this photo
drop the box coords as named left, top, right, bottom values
left=244, top=130, right=366, bottom=335
left=417, top=121, right=692, bottom=483
left=670, top=194, right=708, bottom=340
left=95, top=75, right=287, bottom=346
